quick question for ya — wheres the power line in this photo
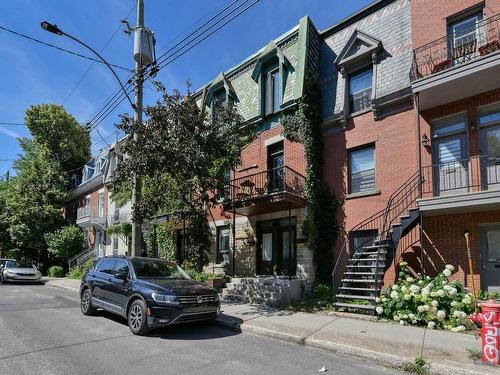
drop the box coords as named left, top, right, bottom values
left=86, top=0, right=260, bottom=133
left=0, top=25, right=132, bottom=72
left=62, top=3, right=137, bottom=105
left=85, top=1, right=243, bottom=131
left=0, top=122, right=25, bottom=126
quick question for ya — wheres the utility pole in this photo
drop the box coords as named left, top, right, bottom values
left=131, top=0, right=144, bottom=257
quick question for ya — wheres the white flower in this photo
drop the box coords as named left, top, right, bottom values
left=412, top=320, right=417, bottom=324
left=445, top=264, right=455, bottom=272
left=392, top=284, right=399, bottom=291
left=437, top=289, right=445, bottom=297
left=431, top=300, right=438, bottom=307
left=443, top=269, right=451, bottom=277
left=427, top=321, right=436, bottom=329
left=401, top=285, right=409, bottom=293
left=421, top=288, right=430, bottom=296
left=376, top=306, right=384, bottom=315
left=423, top=304, right=430, bottom=312
left=449, top=287, right=457, bottom=295
left=409, top=285, right=420, bottom=293
left=406, top=277, right=414, bottom=283
left=403, top=293, right=411, bottom=300
left=417, top=305, right=426, bottom=313
left=430, top=291, right=437, bottom=297
left=394, top=315, right=401, bottom=321
left=437, top=310, right=446, bottom=321
left=403, top=314, right=409, bottom=319
left=400, top=320, right=405, bottom=325
left=390, top=291, right=399, bottom=299
left=409, top=313, right=415, bottom=320
left=375, top=297, right=381, bottom=303
left=382, top=297, right=388, bottom=302
left=451, top=301, right=459, bottom=307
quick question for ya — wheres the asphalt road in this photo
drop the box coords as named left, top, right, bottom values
left=0, top=283, right=403, bottom=375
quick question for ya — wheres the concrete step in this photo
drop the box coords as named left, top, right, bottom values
left=335, top=294, right=377, bottom=301
left=334, top=302, right=376, bottom=310
left=338, top=286, right=378, bottom=292
left=346, top=264, right=385, bottom=269
left=344, top=272, right=383, bottom=276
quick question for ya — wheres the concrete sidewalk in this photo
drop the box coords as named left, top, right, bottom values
left=45, top=278, right=496, bottom=374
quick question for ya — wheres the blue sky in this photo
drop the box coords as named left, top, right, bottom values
left=0, top=0, right=373, bottom=176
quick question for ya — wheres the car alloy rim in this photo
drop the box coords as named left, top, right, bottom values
left=81, top=292, right=90, bottom=312
left=130, top=304, right=143, bottom=330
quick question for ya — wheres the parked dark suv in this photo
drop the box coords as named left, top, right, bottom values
left=80, top=256, right=221, bottom=335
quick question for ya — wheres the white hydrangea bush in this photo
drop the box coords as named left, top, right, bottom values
left=376, top=262, right=476, bottom=332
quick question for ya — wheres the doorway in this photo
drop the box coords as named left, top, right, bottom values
left=480, top=225, right=500, bottom=292
left=256, top=218, right=296, bottom=276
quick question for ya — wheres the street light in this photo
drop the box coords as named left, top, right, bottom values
left=40, top=21, right=135, bottom=110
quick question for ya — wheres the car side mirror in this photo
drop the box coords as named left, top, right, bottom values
left=115, top=271, right=129, bottom=281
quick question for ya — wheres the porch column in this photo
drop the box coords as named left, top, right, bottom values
left=288, top=203, right=292, bottom=280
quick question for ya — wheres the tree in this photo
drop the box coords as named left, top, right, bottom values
left=24, top=104, right=91, bottom=171
left=5, top=139, right=68, bottom=263
left=113, top=83, right=251, bottom=270
left=45, top=225, right=84, bottom=260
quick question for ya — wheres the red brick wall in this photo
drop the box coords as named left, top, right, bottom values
left=412, top=0, right=500, bottom=50
left=422, top=211, right=500, bottom=290
left=210, top=123, right=306, bottom=221
left=324, top=109, right=419, bottom=235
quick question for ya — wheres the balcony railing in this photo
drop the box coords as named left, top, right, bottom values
left=421, top=155, right=500, bottom=197
left=410, top=14, right=500, bottom=81
left=77, top=206, right=90, bottom=220
left=224, top=166, right=305, bottom=204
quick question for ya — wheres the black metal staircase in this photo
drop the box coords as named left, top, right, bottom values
left=333, top=171, right=422, bottom=313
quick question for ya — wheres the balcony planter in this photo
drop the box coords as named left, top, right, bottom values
left=479, top=40, right=500, bottom=56
left=431, top=59, right=451, bottom=74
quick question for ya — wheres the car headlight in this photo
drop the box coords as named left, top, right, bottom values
left=151, top=293, right=177, bottom=304
left=5, top=269, right=15, bottom=275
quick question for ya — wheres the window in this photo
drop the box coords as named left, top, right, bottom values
left=348, top=66, right=373, bottom=113
left=98, top=193, right=105, bottom=218
left=96, top=258, right=116, bottom=275
left=349, top=145, right=375, bottom=194
left=449, top=12, right=483, bottom=62
left=349, top=230, right=378, bottom=253
left=264, top=68, right=280, bottom=115
left=114, top=260, right=129, bottom=277
left=216, top=226, right=231, bottom=263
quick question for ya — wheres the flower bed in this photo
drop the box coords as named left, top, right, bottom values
left=376, top=262, right=476, bottom=332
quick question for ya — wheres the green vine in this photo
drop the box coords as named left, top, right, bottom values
left=144, top=222, right=177, bottom=260
left=281, top=73, right=338, bottom=283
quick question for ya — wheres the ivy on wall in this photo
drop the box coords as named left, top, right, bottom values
left=144, top=222, right=177, bottom=260
left=281, top=73, right=338, bottom=283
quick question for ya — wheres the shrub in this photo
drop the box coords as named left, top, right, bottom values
left=184, top=268, right=221, bottom=282
left=313, top=283, right=334, bottom=302
left=376, top=262, right=476, bottom=332
left=81, top=259, right=95, bottom=275
left=67, top=267, right=82, bottom=280
left=45, top=226, right=84, bottom=259
left=48, top=265, right=65, bottom=277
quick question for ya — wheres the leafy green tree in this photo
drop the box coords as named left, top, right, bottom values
left=45, top=225, right=84, bottom=260
left=24, top=104, right=91, bottom=171
left=113, top=83, right=251, bottom=270
left=5, top=139, right=68, bottom=263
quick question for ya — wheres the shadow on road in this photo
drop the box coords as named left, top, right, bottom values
left=95, top=310, right=242, bottom=340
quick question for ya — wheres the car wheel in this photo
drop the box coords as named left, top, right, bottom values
left=128, top=299, right=150, bottom=336
left=80, top=289, right=97, bottom=316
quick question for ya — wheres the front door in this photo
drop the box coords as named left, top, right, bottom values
left=433, top=135, right=469, bottom=195
left=257, top=218, right=296, bottom=276
left=481, top=124, right=500, bottom=189
left=481, top=226, right=500, bottom=293
left=268, top=142, right=284, bottom=192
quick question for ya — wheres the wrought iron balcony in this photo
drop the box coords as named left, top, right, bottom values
left=421, top=154, right=500, bottom=197
left=410, top=14, right=500, bottom=81
left=222, top=166, right=306, bottom=216
left=76, top=206, right=106, bottom=227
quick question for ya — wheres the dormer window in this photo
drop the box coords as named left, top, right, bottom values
left=264, top=67, right=280, bottom=115
left=205, top=72, right=236, bottom=121
left=251, top=41, right=291, bottom=118
left=334, top=29, right=382, bottom=117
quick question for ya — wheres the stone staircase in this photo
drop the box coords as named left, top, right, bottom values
left=222, top=277, right=304, bottom=307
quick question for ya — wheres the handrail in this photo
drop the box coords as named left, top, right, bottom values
left=410, top=13, right=500, bottom=81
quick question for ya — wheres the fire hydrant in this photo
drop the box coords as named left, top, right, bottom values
left=470, top=299, right=500, bottom=366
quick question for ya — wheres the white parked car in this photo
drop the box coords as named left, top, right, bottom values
left=2, top=260, right=42, bottom=283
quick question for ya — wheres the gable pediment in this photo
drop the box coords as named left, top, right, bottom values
left=334, top=29, right=382, bottom=67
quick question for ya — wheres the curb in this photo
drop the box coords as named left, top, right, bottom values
left=44, top=280, right=80, bottom=295
left=215, top=318, right=494, bottom=375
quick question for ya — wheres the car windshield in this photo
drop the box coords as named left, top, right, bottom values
left=131, top=258, right=190, bottom=280
left=6, top=260, right=33, bottom=268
